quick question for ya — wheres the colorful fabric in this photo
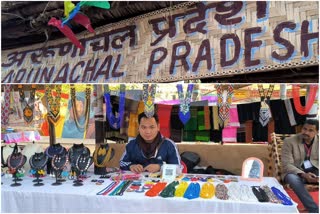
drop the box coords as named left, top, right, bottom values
left=198, top=110, right=205, bottom=130
left=157, top=104, right=173, bottom=138
left=212, top=106, right=219, bottom=130
left=1, top=85, right=11, bottom=126
left=222, top=127, right=238, bottom=143
left=127, top=101, right=144, bottom=137
left=195, top=131, right=210, bottom=142
left=204, top=106, right=211, bottom=130
left=184, top=107, right=198, bottom=131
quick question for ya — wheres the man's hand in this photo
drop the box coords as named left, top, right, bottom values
left=144, top=164, right=161, bottom=173
left=129, top=164, right=144, bottom=173
left=301, top=172, right=319, bottom=183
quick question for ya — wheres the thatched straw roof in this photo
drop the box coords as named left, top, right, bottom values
left=1, top=1, right=185, bottom=50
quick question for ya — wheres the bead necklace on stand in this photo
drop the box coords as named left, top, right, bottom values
left=45, top=144, right=66, bottom=158
left=76, top=154, right=93, bottom=172
left=29, top=152, right=48, bottom=170
left=51, top=154, right=69, bottom=171
left=68, top=143, right=91, bottom=168
left=7, top=153, right=26, bottom=173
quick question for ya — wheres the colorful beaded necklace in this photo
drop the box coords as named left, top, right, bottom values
left=45, top=85, right=62, bottom=124
left=18, top=84, right=36, bottom=124
left=104, top=84, right=126, bottom=129
left=142, top=84, right=156, bottom=118
left=176, top=84, right=194, bottom=125
left=292, top=84, right=318, bottom=115
left=70, top=84, right=91, bottom=135
left=215, top=84, right=234, bottom=124
left=257, top=84, right=274, bottom=127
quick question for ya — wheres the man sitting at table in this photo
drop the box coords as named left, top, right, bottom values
left=281, top=119, right=319, bottom=213
left=120, top=112, right=181, bottom=173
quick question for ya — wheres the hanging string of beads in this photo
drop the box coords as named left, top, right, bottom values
left=18, top=84, right=36, bottom=124
left=292, top=84, right=318, bottom=115
left=104, top=84, right=126, bottom=129
left=176, top=84, right=194, bottom=125
left=142, top=84, right=157, bottom=118
left=70, top=84, right=91, bottom=135
left=45, top=85, right=62, bottom=125
left=257, top=84, right=274, bottom=126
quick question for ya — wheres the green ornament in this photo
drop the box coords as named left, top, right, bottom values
left=80, top=1, right=110, bottom=9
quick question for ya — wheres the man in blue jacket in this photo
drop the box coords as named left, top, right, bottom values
left=120, top=112, right=181, bottom=173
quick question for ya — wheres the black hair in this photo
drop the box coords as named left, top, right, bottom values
left=138, top=112, right=159, bottom=124
left=304, top=119, right=319, bottom=131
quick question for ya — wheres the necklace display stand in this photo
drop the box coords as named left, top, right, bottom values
left=51, top=154, right=68, bottom=186
left=73, top=154, right=93, bottom=187
left=45, top=143, right=67, bottom=175
left=29, top=152, right=48, bottom=186
left=7, top=152, right=27, bottom=187
left=68, top=143, right=90, bottom=178
left=93, top=143, right=115, bottom=175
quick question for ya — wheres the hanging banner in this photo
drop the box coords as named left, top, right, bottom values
left=1, top=1, right=319, bottom=83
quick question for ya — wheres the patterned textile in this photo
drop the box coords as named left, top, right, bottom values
left=216, top=84, right=234, bottom=124
left=204, top=106, right=211, bottom=130
left=257, top=84, right=274, bottom=127
left=177, top=84, right=194, bottom=125
left=1, top=85, right=11, bottom=126
left=195, top=131, right=210, bottom=142
left=157, top=104, right=173, bottom=138
left=143, top=84, right=156, bottom=118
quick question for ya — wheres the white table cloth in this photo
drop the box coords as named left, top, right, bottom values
left=1, top=172, right=298, bottom=213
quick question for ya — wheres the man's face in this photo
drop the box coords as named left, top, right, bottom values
left=301, top=123, right=318, bottom=143
left=138, top=117, right=160, bottom=142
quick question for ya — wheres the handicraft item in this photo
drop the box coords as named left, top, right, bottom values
left=7, top=151, right=27, bottom=187
left=176, top=84, right=194, bottom=125
left=70, top=84, right=91, bottom=135
left=292, top=84, right=318, bottom=115
left=18, top=84, right=36, bottom=124
left=51, top=154, right=69, bottom=186
left=68, top=143, right=90, bottom=175
left=93, top=143, right=114, bottom=175
left=29, top=152, right=48, bottom=186
left=1, top=84, right=11, bottom=126
left=73, top=154, right=93, bottom=186
left=215, top=84, right=234, bottom=126
left=104, top=84, right=126, bottom=129
left=257, top=84, right=274, bottom=127
left=45, top=85, right=62, bottom=125
left=142, top=84, right=157, bottom=118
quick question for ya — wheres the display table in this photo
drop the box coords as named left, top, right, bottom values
left=1, top=172, right=298, bottom=213
left=1, top=131, right=41, bottom=144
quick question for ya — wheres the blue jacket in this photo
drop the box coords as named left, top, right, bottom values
left=119, top=136, right=181, bottom=170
